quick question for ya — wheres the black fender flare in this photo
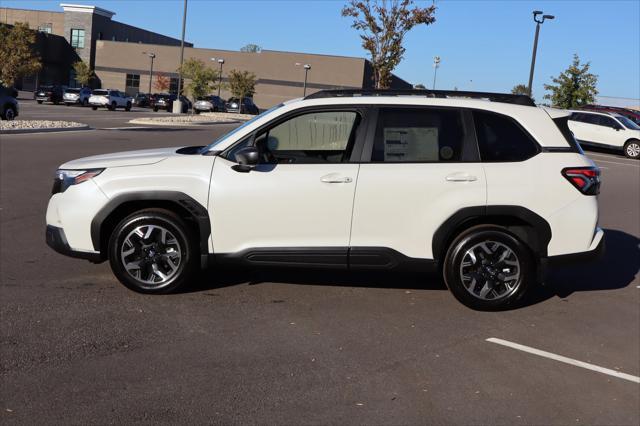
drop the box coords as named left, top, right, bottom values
left=90, top=191, right=211, bottom=257
left=432, top=205, right=552, bottom=261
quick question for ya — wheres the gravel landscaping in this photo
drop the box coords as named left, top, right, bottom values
left=129, top=111, right=254, bottom=126
left=0, top=120, right=89, bottom=133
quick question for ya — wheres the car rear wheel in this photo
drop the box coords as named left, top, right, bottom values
left=108, top=102, right=117, bottom=111
left=125, top=102, right=132, bottom=111
left=443, top=225, right=534, bottom=311
left=153, top=107, right=158, bottom=112
left=2, top=106, right=16, bottom=120
left=92, top=106, right=98, bottom=110
left=194, top=109, right=200, bottom=114
left=624, top=139, right=640, bottom=159
left=37, top=100, right=43, bottom=104
left=108, top=209, right=197, bottom=294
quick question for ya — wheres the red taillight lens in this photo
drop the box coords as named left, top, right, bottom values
left=562, top=167, right=601, bottom=195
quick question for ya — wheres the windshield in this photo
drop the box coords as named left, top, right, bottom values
left=92, top=90, right=108, bottom=96
left=615, top=114, right=640, bottom=130
left=65, top=88, right=80, bottom=93
left=201, top=103, right=284, bottom=153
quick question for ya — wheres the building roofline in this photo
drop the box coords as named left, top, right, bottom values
left=60, top=3, right=115, bottom=18
left=0, top=6, right=63, bottom=14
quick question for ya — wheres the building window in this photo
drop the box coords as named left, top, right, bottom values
left=38, top=24, right=52, bottom=33
left=70, top=29, right=85, bottom=48
left=125, top=74, right=140, bottom=96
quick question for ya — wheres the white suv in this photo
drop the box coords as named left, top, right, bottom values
left=89, top=89, right=133, bottom=111
left=567, top=110, right=640, bottom=159
left=45, top=90, right=603, bottom=310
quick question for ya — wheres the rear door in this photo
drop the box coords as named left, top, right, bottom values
left=350, top=107, right=486, bottom=260
left=592, top=115, right=626, bottom=148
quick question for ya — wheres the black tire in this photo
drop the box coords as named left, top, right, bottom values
left=125, top=102, right=132, bottom=111
left=37, top=100, right=43, bottom=104
left=2, top=106, right=16, bottom=120
left=92, top=106, right=98, bottom=111
left=109, top=102, right=117, bottom=111
left=194, top=109, right=200, bottom=115
left=623, top=139, right=640, bottom=159
left=153, top=107, right=158, bottom=112
left=443, top=225, right=534, bottom=311
left=108, top=209, right=197, bottom=294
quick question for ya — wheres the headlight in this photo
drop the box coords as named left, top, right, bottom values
left=52, top=169, right=104, bottom=194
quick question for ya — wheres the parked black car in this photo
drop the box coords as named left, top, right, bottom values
left=226, top=97, right=259, bottom=114
left=150, top=93, right=191, bottom=113
left=35, top=85, right=64, bottom=104
left=133, top=92, right=150, bottom=108
left=194, top=95, right=226, bottom=113
left=0, top=84, right=19, bottom=120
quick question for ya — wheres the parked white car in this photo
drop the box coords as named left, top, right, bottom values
left=63, top=87, right=92, bottom=106
left=568, top=110, right=640, bottom=159
left=89, top=89, right=133, bottom=111
left=46, top=90, right=603, bottom=310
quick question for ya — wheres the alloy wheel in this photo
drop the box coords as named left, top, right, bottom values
left=120, top=224, right=182, bottom=289
left=626, top=142, right=640, bottom=158
left=459, top=241, right=521, bottom=301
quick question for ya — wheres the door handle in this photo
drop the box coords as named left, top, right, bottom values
left=320, top=174, right=353, bottom=184
left=445, top=173, right=477, bottom=182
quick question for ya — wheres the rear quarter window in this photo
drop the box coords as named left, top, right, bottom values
left=473, top=110, right=540, bottom=162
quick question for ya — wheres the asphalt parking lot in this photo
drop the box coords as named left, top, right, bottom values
left=1, top=101, right=639, bottom=424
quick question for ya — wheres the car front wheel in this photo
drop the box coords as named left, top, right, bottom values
left=108, top=209, right=197, bottom=294
left=443, top=225, right=534, bottom=311
left=624, top=139, right=640, bottom=159
left=125, top=102, right=132, bottom=111
left=2, top=106, right=16, bottom=120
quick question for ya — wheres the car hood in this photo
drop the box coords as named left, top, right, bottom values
left=59, top=147, right=184, bottom=169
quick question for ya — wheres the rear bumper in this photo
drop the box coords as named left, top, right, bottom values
left=543, top=227, right=605, bottom=268
left=46, top=225, right=103, bottom=263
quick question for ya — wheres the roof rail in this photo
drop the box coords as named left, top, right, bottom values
left=304, top=89, right=536, bottom=107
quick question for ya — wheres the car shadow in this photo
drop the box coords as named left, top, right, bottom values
left=185, top=229, right=639, bottom=308
left=525, top=228, right=639, bottom=306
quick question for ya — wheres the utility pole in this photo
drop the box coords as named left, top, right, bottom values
left=143, top=52, right=155, bottom=95
left=174, top=0, right=188, bottom=113
left=432, top=56, right=441, bottom=90
left=212, top=58, right=224, bottom=97
left=527, top=10, right=554, bottom=97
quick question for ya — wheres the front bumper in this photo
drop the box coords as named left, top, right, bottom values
left=46, top=225, right=103, bottom=262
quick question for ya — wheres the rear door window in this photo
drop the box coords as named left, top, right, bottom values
left=473, top=110, right=539, bottom=162
left=371, top=107, right=468, bottom=162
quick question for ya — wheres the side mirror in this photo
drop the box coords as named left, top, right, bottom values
left=232, top=146, right=260, bottom=173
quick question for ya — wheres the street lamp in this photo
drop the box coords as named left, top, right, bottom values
left=295, top=63, right=311, bottom=96
left=432, top=56, right=441, bottom=90
left=527, top=10, right=554, bottom=97
left=142, top=51, right=156, bottom=95
left=212, top=57, right=224, bottom=97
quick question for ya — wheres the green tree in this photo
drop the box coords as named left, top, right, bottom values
left=72, top=61, right=94, bottom=87
left=240, top=43, right=262, bottom=53
left=0, top=23, right=42, bottom=86
left=227, top=69, right=257, bottom=101
left=511, top=83, right=534, bottom=102
left=177, top=58, right=220, bottom=102
left=342, top=0, right=436, bottom=89
left=544, top=54, right=598, bottom=109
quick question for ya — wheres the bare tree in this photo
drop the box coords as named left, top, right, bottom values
left=342, top=0, right=436, bottom=89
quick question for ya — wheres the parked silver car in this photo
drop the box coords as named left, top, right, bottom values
left=63, top=87, right=92, bottom=106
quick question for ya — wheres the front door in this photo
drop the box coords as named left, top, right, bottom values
left=209, top=109, right=364, bottom=265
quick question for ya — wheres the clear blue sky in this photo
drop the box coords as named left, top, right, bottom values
left=3, top=0, right=639, bottom=101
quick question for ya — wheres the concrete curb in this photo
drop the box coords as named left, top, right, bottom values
left=128, top=118, right=243, bottom=126
left=0, top=125, right=92, bottom=135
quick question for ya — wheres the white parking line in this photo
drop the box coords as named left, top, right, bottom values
left=486, top=338, right=640, bottom=384
left=592, top=159, right=639, bottom=167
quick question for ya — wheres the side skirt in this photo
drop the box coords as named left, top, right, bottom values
left=210, top=247, right=436, bottom=272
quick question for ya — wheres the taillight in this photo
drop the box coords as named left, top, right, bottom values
left=562, top=167, right=601, bottom=195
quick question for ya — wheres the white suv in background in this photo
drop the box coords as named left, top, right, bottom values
left=89, top=89, right=133, bottom=111
left=568, top=110, right=640, bottom=158
left=45, top=90, right=603, bottom=310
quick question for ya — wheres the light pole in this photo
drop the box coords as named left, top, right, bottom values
left=296, top=63, right=311, bottom=96
left=212, top=57, right=224, bottom=97
left=143, top=52, right=155, bottom=95
left=432, top=56, right=441, bottom=90
left=174, top=0, right=188, bottom=113
left=527, top=10, right=554, bottom=97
